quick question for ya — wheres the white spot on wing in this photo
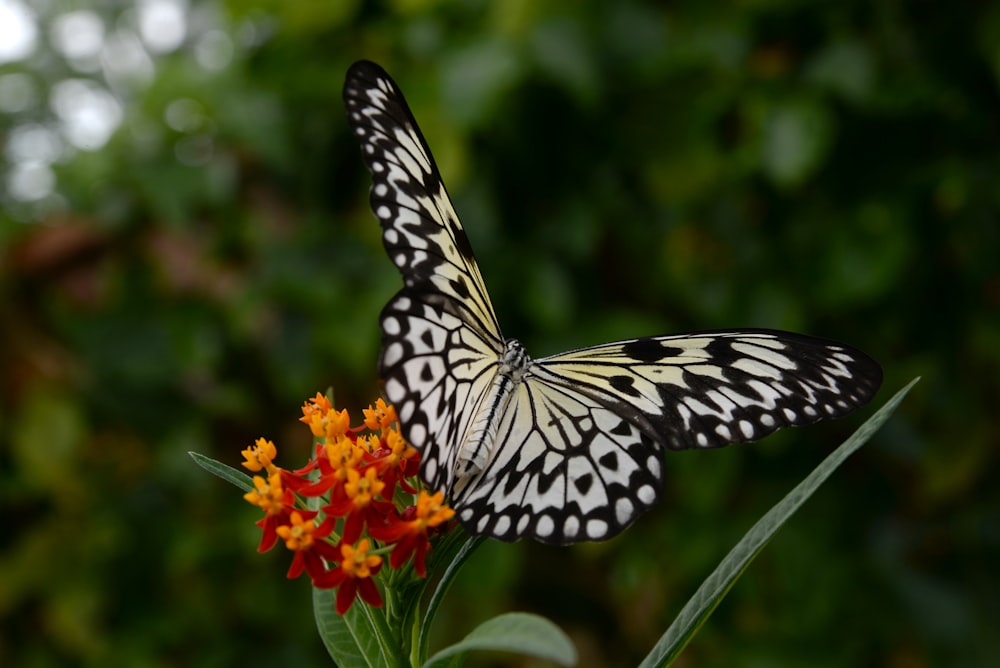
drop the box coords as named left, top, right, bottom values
left=493, top=515, right=511, bottom=536
left=535, top=515, right=554, bottom=538
left=615, top=498, right=634, bottom=524
left=638, top=485, right=656, bottom=505
left=586, top=519, right=608, bottom=539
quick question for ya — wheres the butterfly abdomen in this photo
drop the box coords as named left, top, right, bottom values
left=454, top=340, right=532, bottom=481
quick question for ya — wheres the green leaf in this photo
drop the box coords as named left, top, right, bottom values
left=417, top=533, right=485, bottom=662
left=189, top=451, right=254, bottom=492
left=423, top=612, right=577, bottom=668
left=314, top=587, right=402, bottom=668
left=639, top=378, right=919, bottom=668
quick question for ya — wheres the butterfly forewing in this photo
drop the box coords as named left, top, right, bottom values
left=532, top=330, right=883, bottom=452
left=343, top=60, right=884, bottom=545
left=343, top=61, right=502, bottom=344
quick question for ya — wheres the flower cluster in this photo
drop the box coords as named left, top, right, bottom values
left=242, top=394, right=455, bottom=614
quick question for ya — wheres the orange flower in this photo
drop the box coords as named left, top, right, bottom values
left=244, top=472, right=289, bottom=516
left=276, top=510, right=319, bottom=551
left=354, top=433, right=381, bottom=454
left=301, top=435, right=366, bottom=498
left=371, top=428, right=420, bottom=496
left=241, top=438, right=277, bottom=472
left=244, top=472, right=295, bottom=552
left=326, top=435, right=366, bottom=478
left=344, top=467, right=385, bottom=506
left=300, top=393, right=350, bottom=440
left=363, top=398, right=398, bottom=433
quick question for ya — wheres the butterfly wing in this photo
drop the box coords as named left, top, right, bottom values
left=379, top=292, right=501, bottom=493
left=534, top=329, right=882, bottom=451
left=452, top=378, right=663, bottom=544
left=343, top=61, right=504, bottom=492
left=451, top=330, right=882, bottom=544
left=344, top=61, right=885, bottom=544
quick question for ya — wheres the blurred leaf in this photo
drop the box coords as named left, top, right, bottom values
left=424, top=612, right=577, bottom=668
left=531, top=17, right=600, bottom=104
left=10, top=386, right=85, bottom=493
left=761, top=97, right=835, bottom=188
left=441, top=43, right=522, bottom=127
left=805, top=39, right=876, bottom=104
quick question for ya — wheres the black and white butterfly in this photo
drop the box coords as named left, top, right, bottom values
left=343, top=60, right=882, bottom=545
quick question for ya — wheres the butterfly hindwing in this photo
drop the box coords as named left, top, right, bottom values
left=452, top=378, right=663, bottom=544
left=380, top=290, right=500, bottom=494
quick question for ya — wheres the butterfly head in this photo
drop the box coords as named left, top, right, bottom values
left=499, top=339, right=532, bottom=382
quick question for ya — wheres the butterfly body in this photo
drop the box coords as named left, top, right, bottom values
left=455, top=338, right=530, bottom=480
left=344, top=60, right=883, bottom=545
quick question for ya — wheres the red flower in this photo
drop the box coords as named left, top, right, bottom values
left=369, top=490, right=455, bottom=577
left=302, top=435, right=367, bottom=497
left=325, top=466, right=395, bottom=544
left=314, top=539, right=384, bottom=614
left=275, top=510, right=339, bottom=581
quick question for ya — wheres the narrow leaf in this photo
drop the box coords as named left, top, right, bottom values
left=640, top=378, right=918, bottom=668
left=189, top=451, right=254, bottom=492
left=424, top=612, right=577, bottom=668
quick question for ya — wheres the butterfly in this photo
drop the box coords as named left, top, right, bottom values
left=342, top=60, right=883, bottom=545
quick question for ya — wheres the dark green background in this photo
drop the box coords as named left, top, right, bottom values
left=2, top=1, right=997, bottom=666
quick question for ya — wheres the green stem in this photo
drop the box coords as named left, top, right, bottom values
left=361, top=596, right=407, bottom=667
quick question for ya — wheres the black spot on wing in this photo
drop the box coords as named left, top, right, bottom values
left=598, top=451, right=619, bottom=472
left=573, top=473, right=593, bottom=495
left=537, top=469, right=558, bottom=495
left=449, top=219, right=476, bottom=261
left=610, top=420, right=632, bottom=436
left=449, top=275, right=470, bottom=298
left=622, top=338, right=684, bottom=362
left=609, top=375, right=642, bottom=397
left=502, top=472, right=521, bottom=496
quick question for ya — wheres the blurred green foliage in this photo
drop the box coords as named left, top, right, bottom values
left=1, top=0, right=998, bottom=666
